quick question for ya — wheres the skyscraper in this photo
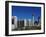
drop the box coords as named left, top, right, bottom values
left=12, top=16, right=17, bottom=30
left=38, top=16, right=41, bottom=26
left=32, top=12, right=34, bottom=26
left=24, top=19, right=27, bottom=27
left=14, top=16, right=17, bottom=28
left=28, top=19, right=31, bottom=26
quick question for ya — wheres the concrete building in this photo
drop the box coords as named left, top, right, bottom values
left=28, top=19, right=32, bottom=26
left=12, top=16, right=17, bottom=30
left=24, top=19, right=27, bottom=27
left=12, top=16, right=41, bottom=30
left=38, top=16, right=41, bottom=26
left=17, top=19, right=24, bottom=28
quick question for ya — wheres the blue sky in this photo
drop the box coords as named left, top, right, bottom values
left=12, top=6, right=41, bottom=21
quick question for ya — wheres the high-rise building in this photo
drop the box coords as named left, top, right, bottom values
left=32, top=12, right=34, bottom=26
left=17, top=19, right=24, bottom=28
left=14, top=16, right=17, bottom=28
left=12, top=16, right=17, bottom=29
left=38, top=16, right=41, bottom=26
left=24, top=19, right=27, bottom=27
left=28, top=19, right=31, bottom=26
left=26, top=20, right=29, bottom=27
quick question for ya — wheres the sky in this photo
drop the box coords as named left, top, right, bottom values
left=12, top=6, right=41, bottom=21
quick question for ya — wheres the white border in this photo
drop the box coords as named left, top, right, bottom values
left=9, top=2, right=44, bottom=35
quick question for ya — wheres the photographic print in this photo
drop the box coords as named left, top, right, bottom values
left=5, top=1, right=45, bottom=36
left=12, top=6, right=41, bottom=31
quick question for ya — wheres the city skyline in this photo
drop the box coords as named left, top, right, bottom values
left=12, top=16, right=41, bottom=30
left=12, top=6, right=41, bottom=21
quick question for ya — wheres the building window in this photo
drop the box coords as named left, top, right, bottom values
left=12, top=18, right=14, bottom=24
